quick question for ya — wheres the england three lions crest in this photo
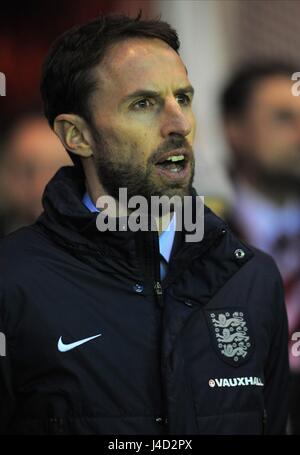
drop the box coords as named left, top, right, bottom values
left=206, top=310, right=254, bottom=367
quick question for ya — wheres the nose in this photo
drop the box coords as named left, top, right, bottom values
left=160, top=97, right=193, bottom=138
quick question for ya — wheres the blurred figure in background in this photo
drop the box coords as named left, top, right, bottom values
left=221, top=62, right=300, bottom=433
left=0, top=112, right=72, bottom=236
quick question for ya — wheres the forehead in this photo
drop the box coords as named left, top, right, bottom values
left=93, top=38, right=190, bottom=101
left=251, top=76, right=300, bottom=109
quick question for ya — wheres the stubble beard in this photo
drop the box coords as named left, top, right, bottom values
left=91, top=128, right=195, bottom=204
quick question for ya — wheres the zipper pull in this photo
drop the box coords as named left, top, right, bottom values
left=154, top=281, right=164, bottom=307
left=154, top=281, right=163, bottom=295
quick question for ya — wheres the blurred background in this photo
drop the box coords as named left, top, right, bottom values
left=1, top=0, right=300, bottom=432
left=1, top=0, right=300, bottom=218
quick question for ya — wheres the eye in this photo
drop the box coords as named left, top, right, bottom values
left=132, top=98, right=154, bottom=111
left=176, top=94, right=192, bottom=106
left=272, top=110, right=295, bottom=124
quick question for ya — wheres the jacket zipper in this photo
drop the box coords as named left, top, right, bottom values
left=149, top=229, right=168, bottom=429
left=154, top=281, right=168, bottom=430
left=262, top=408, right=267, bottom=434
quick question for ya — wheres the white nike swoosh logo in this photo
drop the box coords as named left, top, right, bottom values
left=57, top=333, right=102, bottom=352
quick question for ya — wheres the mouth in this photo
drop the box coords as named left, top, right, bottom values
left=154, top=148, right=192, bottom=181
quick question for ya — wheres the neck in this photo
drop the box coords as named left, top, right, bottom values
left=82, top=157, right=107, bottom=207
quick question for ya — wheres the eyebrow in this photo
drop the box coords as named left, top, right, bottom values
left=122, top=85, right=195, bottom=103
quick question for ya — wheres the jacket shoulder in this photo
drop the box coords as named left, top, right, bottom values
left=0, top=225, right=58, bottom=280
left=241, top=239, right=283, bottom=281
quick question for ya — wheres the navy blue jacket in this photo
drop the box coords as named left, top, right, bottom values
left=0, top=166, right=289, bottom=434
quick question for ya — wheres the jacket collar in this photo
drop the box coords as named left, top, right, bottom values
left=37, top=165, right=242, bottom=258
left=36, top=166, right=255, bottom=295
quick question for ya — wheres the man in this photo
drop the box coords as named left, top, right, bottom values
left=220, top=63, right=300, bottom=433
left=0, top=113, right=72, bottom=237
left=0, top=14, right=288, bottom=435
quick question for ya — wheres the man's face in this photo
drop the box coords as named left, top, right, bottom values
left=88, top=38, right=196, bottom=201
left=1, top=118, right=72, bottom=221
left=229, top=76, right=300, bottom=184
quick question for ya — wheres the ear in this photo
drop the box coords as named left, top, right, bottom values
left=54, top=114, right=94, bottom=158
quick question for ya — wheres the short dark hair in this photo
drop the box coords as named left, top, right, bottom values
left=40, top=12, right=180, bottom=129
left=220, top=61, right=297, bottom=119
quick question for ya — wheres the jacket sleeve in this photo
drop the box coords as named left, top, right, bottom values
left=0, top=279, right=16, bottom=434
left=263, top=265, right=289, bottom=434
